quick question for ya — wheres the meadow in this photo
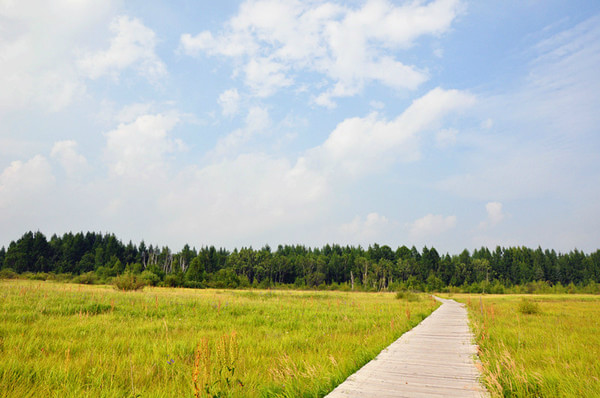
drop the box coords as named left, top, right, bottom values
left=0, top=280, right=438, bottom=397
left=453, top=294, right=600, bottom=397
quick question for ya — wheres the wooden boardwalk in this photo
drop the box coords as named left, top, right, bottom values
left=325, top=297, right=488, bottom=397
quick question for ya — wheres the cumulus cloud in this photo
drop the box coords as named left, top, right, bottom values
left=78, top=15, right=166, bottom=81
left=0, top=155, right=55, bottom=207
left=245, top=106, right=271, bottom=132
left=305, top=87, right=475, bottom=177
left=435, top=128, right=458, bottom=148
left=51, top=141, right=88, bottom=178
left=213, top=106, right=271, bottom=156
left=0, top=86, right=474, bottom=249
left=369, top=100, right=385, bottom=110
left=105, top=113, right=183, bottom=180
left=156, top=152, right=331, bottom=246
left=478, top=201, right=505, bottom=229
left=0, top=1, right=116, bottom=112
left=1, top=85, right=474, bottom=248
left=180, top=0, right=462, bottom=105
left=486, top=202, right=504, bottom=225
left=409, top=214, right=457, bottom=239
left=0, top=3, right=166, bottom=113
left=340, top=212, right=390, bottom=242
left=115, top=102, right=156, bottom=123
left=244, top=57, right=293, bottom=97
left=218, top=89, right=241, bottom=116
left=185, top=88, right=471, bottom=243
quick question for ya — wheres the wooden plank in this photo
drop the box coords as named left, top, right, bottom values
left=325, top=297, right=488, bottom=397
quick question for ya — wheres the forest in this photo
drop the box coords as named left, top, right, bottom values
left=1, top=231, right=599, bottom=293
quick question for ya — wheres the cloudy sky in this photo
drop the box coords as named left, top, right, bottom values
left=1, top=0, right=599, bottom=253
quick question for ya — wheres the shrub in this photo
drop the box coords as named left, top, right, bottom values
left=338, top=282, right=351, bottom=291
left=582, top=281, right=600, bottom=294
left=518, top=299, right=541, bottom=315
left=163, top=273, right=184, bottom=287
left=113, top=273, right=145, bottom=291
left=426, top=274, right=444, bottom=292
left=30, top=272, right=50, bottom=281
left=524, top=281, right=552, bottom=294
left=395, top=290, right=421, bottom=302
left=258, top=278, right=272, bottom=289
left=49, top=273, right=74, bottom=282
left=404, top=276, right=424, bottom=292
left=489, top=281, right=505, bottom=294
left=74, top=271, right=98, bottom=285
left=184, top=280, right=204, bottom=289
left=21, top=272, right=48, bottom=281
left=140, top=270, right=161, bottom=286
left=238, top=275, right=251, bottom=288
left=207, top=269, right=240, bottom=289
left=0, top=268, right=18, bottom=279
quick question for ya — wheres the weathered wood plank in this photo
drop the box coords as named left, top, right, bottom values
left=325, top=297, right=488, bottom=397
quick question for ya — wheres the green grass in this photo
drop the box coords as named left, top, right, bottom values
left=452, top=294, right=600, bottom=397
left=0, top=280, right=438, bottom=397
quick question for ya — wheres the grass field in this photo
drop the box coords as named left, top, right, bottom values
left=0, top=280, right=438, bottom=397
left=452, top=294, right=600, bottom=397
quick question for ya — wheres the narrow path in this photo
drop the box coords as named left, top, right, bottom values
left=325, top=297, right=488, bottom=397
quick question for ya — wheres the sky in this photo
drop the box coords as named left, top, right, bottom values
left=1, top=0, right=599, bottom=254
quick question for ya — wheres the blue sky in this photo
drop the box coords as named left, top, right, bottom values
left=1, top=0, right=599, bottom=253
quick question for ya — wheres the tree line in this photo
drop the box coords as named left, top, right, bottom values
left=1, top=231, right=599, bottom=292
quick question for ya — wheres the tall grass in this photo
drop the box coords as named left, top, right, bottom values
left=0, top=280, right=438, bottom=397
left=456, top=294, right=600, bottom=397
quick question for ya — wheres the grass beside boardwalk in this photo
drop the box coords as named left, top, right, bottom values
left=451, top=294, right=600, bottom=397
left=0, top=280, right=438, bottom=397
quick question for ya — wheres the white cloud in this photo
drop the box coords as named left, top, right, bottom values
left=0, top=88, right=475, bottom=251
left=180, top=0, right=462, bottom=105
left=485, top=201, right=504, bottom=225
left=51, top=140, right=88, bottom=178
left=314, top=56, right=428, bottom=108
left=481, top=118, right=493, bottom=129
left=369, top=100, right=385, bottom=110
left=115, top=103, right=155, bottom=123
left=0, top=1, right=116, bottom=112
left=245, top=106, right=271, bottom=132
left=177, top=87, right=472, bottom=244
left=0, top=4, right=167, bottom=115
left=218, top=89, right=241, bottom=116
left=478, top=201, right=505, bottom=229
left=244, top=57, right=293, bottom=97
left=435, top=128, right=458, bottom=148
left=105, top=113, right=182, bottom=180
left=180, top=29, right=257, bottom=58
left=155, top=152, right=331, bottom=246
left=409, top=214, right=457, bottom=239
left=78, top=15, right=166, bottom=81
left=214, top=106, right=271, bottom=156
left=307, top=87, right=475, bottom=177
left=0, top=155, right=54, bottom=207
left=340, top=212, right=390, bottom=242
